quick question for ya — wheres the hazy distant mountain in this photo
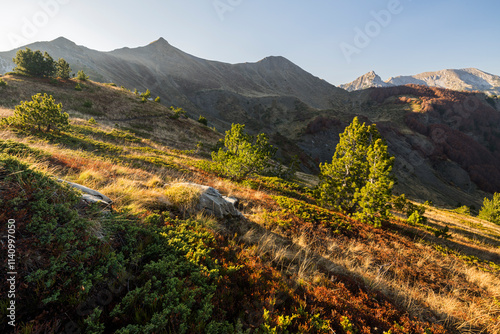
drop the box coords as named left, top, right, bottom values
left=342, top=68, right=500, bottom=95
left=339, top=71, right=391, bottom=91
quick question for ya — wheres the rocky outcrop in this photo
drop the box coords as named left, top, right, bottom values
left=58, top=180, right=112, bottom=206
left=175, top=183, right=241, bottom=218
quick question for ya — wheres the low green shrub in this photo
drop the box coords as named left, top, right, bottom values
left=246, top=176, right=311, bottom=199
left=393, top=194, right=425, bottom=217
left=407, top=211, right=427, bottom=225
left=273, top=195, right=352, bottom=234
left=169, top=106, right=187, bottom=119
left=340, top=316, right=358, bottom=334
left=0, top=139, right=48, bottom=159
left=434, top=225, right=451, bottom=239
left=0, top=154, right=241, bottom=332
left=76, top=70, right=89, bottom=81
left=198, top=115, right=208, bottom=126
left=454, top=205, right=471, bottom=215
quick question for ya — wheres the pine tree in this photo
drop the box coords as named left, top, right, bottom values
left=355, top=138, right=395, bottom=227
left=56, top=58, right=71, bottom=79
left=478, top=193, right=500, bottom=225
left=11, top=93, right=69, bottom=132
left=198, top=115, right=208, bottom=126
left=318, top=117, right=380, bottom=213
left=318, top=117, right=394, bottom=225
left=13, top=48, right=56, bottom=78
left=76, top=70, right=89, bottom=81
left=41, top=52, right=56, bottom=77
left=212, top=123, right=276, bottom=181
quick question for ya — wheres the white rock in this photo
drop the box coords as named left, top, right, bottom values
left=58, top=179, right=113, bottom=204
left=175, top=182, right=241, bottom=218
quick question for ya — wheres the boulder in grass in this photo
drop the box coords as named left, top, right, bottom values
left=58, top=179, right=112, bottom=206
left=169, top=183, right=241, bottom=218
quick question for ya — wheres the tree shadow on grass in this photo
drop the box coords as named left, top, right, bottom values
left=216, top=215, right=462, bottom=333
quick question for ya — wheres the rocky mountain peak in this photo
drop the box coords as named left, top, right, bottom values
left=148, top=37, right=171, bottom=47
left=385, top=68, right=500, bottom=95
left=52, top=36, right=77, bottom=47
left=259, top=55, right=288, bottom=63
left=340, top=70, right=390, bottom=92
left=256, top=56, right=295, bottom=69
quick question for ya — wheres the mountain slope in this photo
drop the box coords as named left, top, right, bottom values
left=1, top=75, right=499, bottom=333
left=0, top=37, right=346, bottom=111
left=297, top=84, right=500, bottom=208
left=0, top=37, right=351, bottom=173
left=342, top=68, right=500, bottom=95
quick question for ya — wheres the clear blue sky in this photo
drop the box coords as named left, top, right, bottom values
left=1, top=0, right=499, bottom=85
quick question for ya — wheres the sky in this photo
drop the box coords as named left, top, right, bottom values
left=1, top=0, right=499, bottom=86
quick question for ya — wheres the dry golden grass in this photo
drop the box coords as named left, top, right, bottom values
left=239, top=198, right=500, bottom=333
left=0, top=106, right=13, bottom=118
left=425, top=205, right=500, bottom=245
left=164, top=183, right=203, bottom=215
left=98, top=178, right=170, bottom=213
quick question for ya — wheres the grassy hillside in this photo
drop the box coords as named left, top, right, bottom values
left=0, top=75, right=499, bottom=333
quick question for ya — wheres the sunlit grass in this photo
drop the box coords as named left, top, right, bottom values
left=164, top=183, right=203, bottom=215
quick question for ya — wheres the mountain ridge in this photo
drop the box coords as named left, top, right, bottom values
left=0, top=37, right=345, bottom=107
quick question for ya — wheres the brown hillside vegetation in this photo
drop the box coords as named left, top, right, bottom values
left=0, top=76, right=499, bottom=333
left=369, top=84, right=500, bottom=194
